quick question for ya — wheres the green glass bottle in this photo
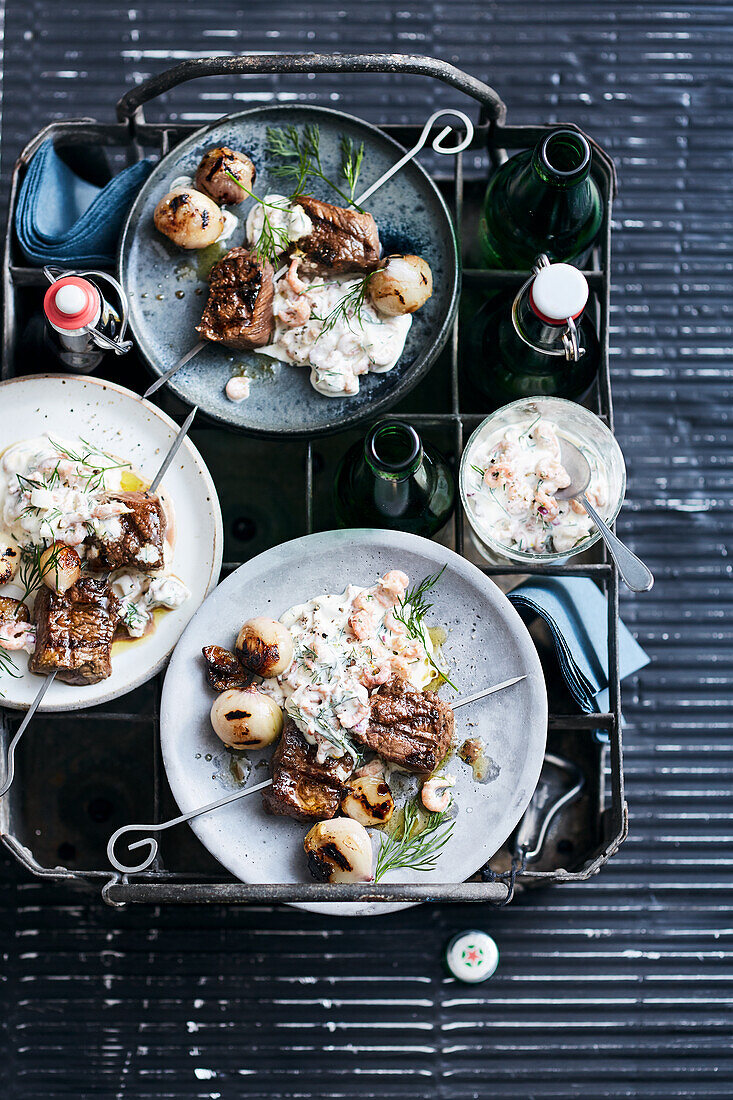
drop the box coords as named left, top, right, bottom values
left=464, top=256, right=600, bottom=405
left=334, top=420, right=455, bottom=537
left=479, top=129, right=603, bottom=269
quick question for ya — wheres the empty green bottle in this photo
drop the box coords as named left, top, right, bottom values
left=334, top=420, right=455, bottom=537
left=479, top=129, right=603, bottom=269
left=464, top=256, right=600, bottom=405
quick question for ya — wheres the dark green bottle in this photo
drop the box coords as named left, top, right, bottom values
left=479, top=129, right=603, bottom=269
left=464, top=256, right=600, bottom=405
left=334, top=420, right=455, bottom=537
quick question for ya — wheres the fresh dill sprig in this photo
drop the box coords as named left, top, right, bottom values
left=470, top=464, right=484, bottom=478
left=266, top=124, right=365, bottom=210
left=0, top=646, right=21, bottom=697
left=392, top=566, right=457, bottom=690
left=374, top=798, right=455, bottom=882
left=16, top=542, right=65, bottom=605
left=317, top=274, right=374, bottom=339
left=340, top=134, right=365, bottom=200
left=223, top=171, right=292, bottom=265
left=47, top=437, right=130, bottom=494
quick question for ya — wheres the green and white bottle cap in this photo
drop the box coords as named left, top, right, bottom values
left=445, top=929, right=499, bottom=983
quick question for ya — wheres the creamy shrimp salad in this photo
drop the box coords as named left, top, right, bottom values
left=246, top=195, right=411, bottom=398
left=464, top=418, right=608, bottom=555
left=258, top=570, right=437, bottom=764
left=0, top=435, right=189, bottom=645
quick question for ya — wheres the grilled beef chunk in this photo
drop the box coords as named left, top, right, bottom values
left=201, top=645, right=252, bottom=692
left=29, top=577, right=120, bottom=685
left=87, top=490, right=166, bottom=574
left=293, top=195, right=381, bottom=275
left=262, top=718, right=353, bottom=823
left=356, top=676, right=454, bottom=774
left=196, top=248, right=274, bottom=349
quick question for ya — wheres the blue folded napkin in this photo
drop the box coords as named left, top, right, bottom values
left=508, top=576, right=650, bottom=717
left=15, top=140, right=153, bottom=266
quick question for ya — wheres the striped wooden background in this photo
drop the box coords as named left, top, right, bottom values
left=1, top=2, right=731, bottom=1095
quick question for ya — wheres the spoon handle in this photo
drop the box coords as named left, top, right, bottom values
left=582, top=496, right=654, bottom=592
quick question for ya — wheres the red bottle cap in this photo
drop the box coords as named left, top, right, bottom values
left=44, top=277, right=100, bottom=331
left=529, top=262, right=589, bottom=325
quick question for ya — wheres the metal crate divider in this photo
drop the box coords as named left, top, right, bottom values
left=0, top=54, right=626, bottom=907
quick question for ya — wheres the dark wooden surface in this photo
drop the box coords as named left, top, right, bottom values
left=1, top=2, right=731, bottom=1096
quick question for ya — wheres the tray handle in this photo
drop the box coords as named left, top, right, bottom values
left=116, top=52, right=507, bottom=126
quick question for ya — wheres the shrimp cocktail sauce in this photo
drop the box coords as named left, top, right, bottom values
left=464, top=417, right=609, bottom=557
left=202, top=568, right=460, bottom=885
left=152, top=125, right=434, bottom=403
left=0, top=434, right=189, bottom=689
left=258, top=570, right=439, bottom=763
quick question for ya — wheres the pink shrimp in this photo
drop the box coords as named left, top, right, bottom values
left=92, top=500, right=129, bottom=520
left=360, top=662, right=393, bottom=689
left=534, top=487, right=560, bottom=522
left=286, top=257, right=308, bottom=295
left=348, top=608, right=375, bottom=641
left=0, top=621, right=35, bottom=652
left=569, top=498, right=587, bottom=515
left=375, top=570, right=408, bottom=606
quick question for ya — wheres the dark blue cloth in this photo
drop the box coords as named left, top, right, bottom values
left=509, top=576, right=650, bottom=714
left=15, top=140, right=152, bottom=266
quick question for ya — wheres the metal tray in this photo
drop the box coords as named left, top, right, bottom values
left=0, top=54, right=626, bottom=907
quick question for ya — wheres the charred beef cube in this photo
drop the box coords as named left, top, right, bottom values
left=196, top=248, right=274, bottom=349
left=293, top=195, right=381, bottom=275
left=201, top=645, right=252, bottom=692
left=87, top=490, right=166, bottom=574
left=262, top=718, right=353, bottom=823
left=355, top=676, right=454, bottom=775
left=29, top=577, right=120, bottom=685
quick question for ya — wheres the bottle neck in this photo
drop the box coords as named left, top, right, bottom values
left=508, top=130, right=594, bottom=229
left=365, top=421, right=424, bottom=482
left=513, top=283, right=584, bottom=360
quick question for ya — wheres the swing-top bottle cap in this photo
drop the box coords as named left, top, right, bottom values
left=44, top=276, right=100, bottom=331
left=530, top=262, right=589, bottom=325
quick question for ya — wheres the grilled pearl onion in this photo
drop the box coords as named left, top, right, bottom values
left=342, top=775, right=395, bottom=827
left=235, top=616, right=294, bottom=678
left=210, top=687, right=283, bottom=749
left=153, top=187, right=225, bottom=249
left=195, top=146, right=255, bottom=205
left=0, top=539, right=20, bottom=586
left=368, top=255, right=433, bottom=316
left=304, top=818, right=374, bottom=883
left=40, top=542, right=81, bottom=594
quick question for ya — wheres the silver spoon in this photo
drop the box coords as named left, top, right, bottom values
left=106, top=672, right=524, bottom=874
left=555, top=437, right=654, bottom=593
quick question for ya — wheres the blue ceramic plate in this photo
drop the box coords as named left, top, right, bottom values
left=118, top=105, right=459, bottom=437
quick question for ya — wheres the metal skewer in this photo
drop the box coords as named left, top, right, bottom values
left=0, top=671, right=57, bottom=798
left=106, top=670, right=523, bottom=875
left=144, top=107, right=475, bottom=397
left=0, top=409, right=200, bottom=799
left=144, top=340, right=205, bottom=399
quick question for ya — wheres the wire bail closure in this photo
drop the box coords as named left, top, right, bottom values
left=43, top=265, right=133, bottom=355
left=511, top=254, right=584, bottom=361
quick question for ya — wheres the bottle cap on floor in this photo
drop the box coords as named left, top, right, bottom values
left=445, top=929, right=500, bottom=983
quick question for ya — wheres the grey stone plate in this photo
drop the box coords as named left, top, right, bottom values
left=160, top=529, right=547, bottom=917
left=118, top=105, right=459, bottom=437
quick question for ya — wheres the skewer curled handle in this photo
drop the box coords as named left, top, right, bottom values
left=106, top=676, right=525, bottom=873
left=353, top=109, right=474, bottom=206
left=106, top=777, right=273, bottom=874
left=116, top=53, right=506, bottom=125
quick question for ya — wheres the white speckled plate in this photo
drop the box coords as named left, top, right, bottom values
left=160, top=530, right=547, bottom=917
left=0, top=375, right=223, bottom=711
